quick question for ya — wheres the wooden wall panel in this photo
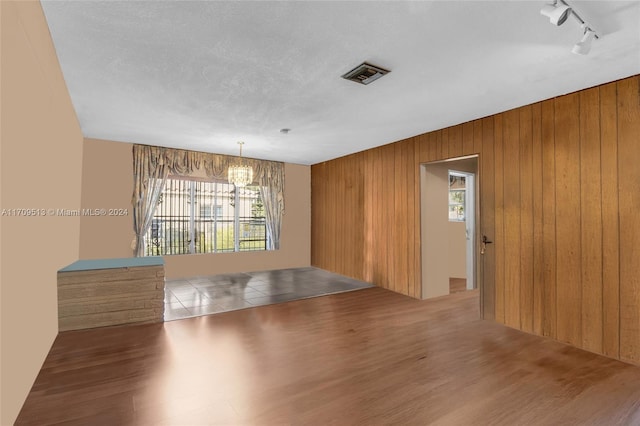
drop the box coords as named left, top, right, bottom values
left=313, top=162, right=326, bottom=268
left=494, top=114, right=506, bottom=323
left=579, top=87, right=603, bottom=354
left=429, top=130, right=443, bottom=161
left=600, top=82, right=620, bottom=359
left=554, top=93, right=582, bottom=347
left=541, top=99, right=557, bottom=339
left=481, top=117, right=496, bottom=320
left=519, top=106, right=534, bottom=333
left=412, top=140, right=422, bottom=299
left=531, top=103, right=544, bottom=335
left=383, top=144, right=396, bottom=291
left=363, top=150, right=373, bottom=283
left=310, top=75, right=640, bottom=365
left=503, top=109, right=521, bottom=329
left=449, top=125, right=463, bottom=158
left=617, top=76, right=640, bottom=364
left=462, top=122, right=474, bottom=156
left=440, top=128, right=449, bottom=158
left=370, top=149, right=382, bottom=287
left=417, top=133, right=429, bottom=163
left=473, top=121, right=483, bottom=155
left=372, top=147, right=386, bottom=289
left=407, top=140, right=418, bottom=298
left=394, top=142, right=409, bottom=295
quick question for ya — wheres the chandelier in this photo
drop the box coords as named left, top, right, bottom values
left=227, top=141, right=254, bottom=187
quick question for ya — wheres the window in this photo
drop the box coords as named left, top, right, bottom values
left=449, top=172, right=466, bottom=221
left=145, top=178, right=266, bottom=256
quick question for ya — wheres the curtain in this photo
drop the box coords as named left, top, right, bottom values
left=132, top=144, right=285, bottom=255
left=132, top=145, right=170, bottom=256
left=259, top=185, right=283, bottom=250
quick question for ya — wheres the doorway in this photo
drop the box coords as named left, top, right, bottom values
left=420, top=156, right=478, bottom=300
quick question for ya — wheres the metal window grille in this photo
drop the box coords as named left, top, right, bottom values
left=144, top=179, right=266, bottom=256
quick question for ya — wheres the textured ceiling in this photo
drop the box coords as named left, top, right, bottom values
left=41, top=1, right=640, bottom=165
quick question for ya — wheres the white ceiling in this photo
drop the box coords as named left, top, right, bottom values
left=41, top=1, right=640, bottom=165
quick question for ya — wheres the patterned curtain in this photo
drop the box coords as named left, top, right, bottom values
left=132, top=144, right=285, bottom=255
left=258, top=162, right=285, bottom=249
left=132, top=145, right=170, bottom=256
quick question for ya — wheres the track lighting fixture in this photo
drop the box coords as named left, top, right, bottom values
left=540, top=0, right=572, bottom=26
left=540, top=0, right=600, bottom=55
left=572, top=26, right=596, bottom=55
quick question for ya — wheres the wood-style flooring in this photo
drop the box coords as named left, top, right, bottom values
left=16, top=287, right=640, bottom=425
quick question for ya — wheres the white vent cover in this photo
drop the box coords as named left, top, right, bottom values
left=341, top=62, right=390, bottom=85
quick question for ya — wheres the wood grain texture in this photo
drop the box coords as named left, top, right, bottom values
left=473, top=120, right=483, bottom=155
left=554, top=93, right=582, bottom=347
left=440, top=127, right=449, bottom=159
left=531, top=103, right=544, bottom=335
left=462, top=121, right=474, bottom=156
left=541, top=99, right=557, bottom=339
left=16, top=288, right=640, bottom=425
left=57, top=265, right=164, bottom=331
left=394, top=142, right=409, bottom=295
left=417, top=133, right=428, bottom=163
left=363, top=151, right=374, bottom=283
left=494, top=114, right=506, bottom=324
left=430, top=131, right=440, bottom=162
left=407, top=140, right=418, bottom=298
left=617, top=76, right=640, bottom=364
left=503, top=109, right=521, bottom=329
left=519, top=105, right=534, bottom=333
left=481, top=117, right=496, bottom=320
left=600, top=82, right=620, bottom=359
left=579, top=87, right=603, bottom=354
left=310, top=75, right=640, bottom=364
left=383, top=144, right=396, bottom=292
left=310, top=162, right=323, bottom=268
left=449, top=124, right=463, bottom=158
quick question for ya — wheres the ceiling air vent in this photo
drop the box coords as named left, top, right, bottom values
left=341, top=62, right=390, bottom=85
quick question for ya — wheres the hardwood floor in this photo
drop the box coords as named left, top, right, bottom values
left=16, top=288, right=640, bottom=425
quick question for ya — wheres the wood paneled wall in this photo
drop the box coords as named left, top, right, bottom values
left=311, top=75, right=640, bottom=364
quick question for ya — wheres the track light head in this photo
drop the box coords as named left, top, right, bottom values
left=572, top=27, right=596, bottom=55
left=540, top=1, right=572, bottom=26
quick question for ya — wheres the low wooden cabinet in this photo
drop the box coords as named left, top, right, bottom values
left=57, top=257, right=165, bottom=331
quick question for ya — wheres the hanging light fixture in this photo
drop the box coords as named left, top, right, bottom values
left=227, top=141, right=254, bottom=187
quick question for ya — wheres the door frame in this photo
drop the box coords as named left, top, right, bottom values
left=420, top=155, right=482, bottom=314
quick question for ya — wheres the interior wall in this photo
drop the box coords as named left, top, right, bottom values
left=80, top=138, right=311, bottom=277
left=448, top=221, right=466, bottom=279
left=0, top=2, right=84, bottom=424
left=421, top=164, right=449, bottom=298
left=310, top=75, right=640, bottom=365
left=79, top=139, right=134, bottom=258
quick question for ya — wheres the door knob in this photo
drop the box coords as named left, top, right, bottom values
left=481, top=235, right=493, bottom=255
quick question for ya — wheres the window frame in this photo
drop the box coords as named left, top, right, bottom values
left=448, top=172, right=466, bottom=222
left=144, top=176, right=266, bottom=256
